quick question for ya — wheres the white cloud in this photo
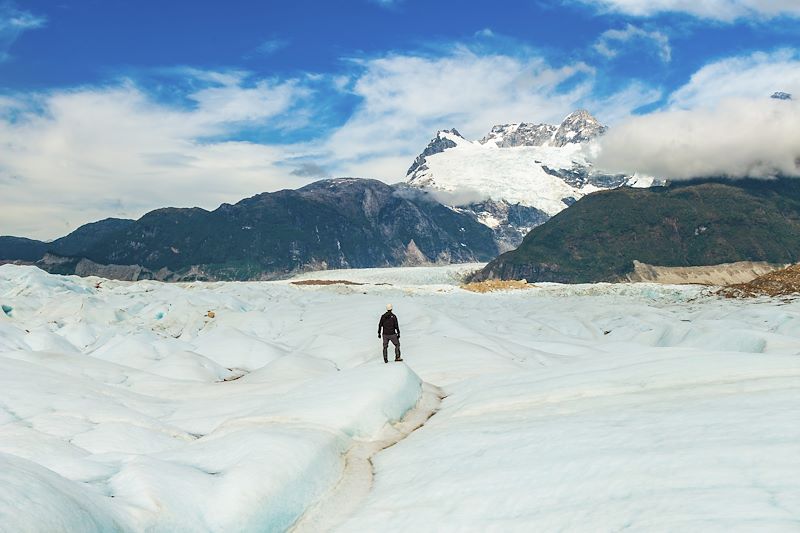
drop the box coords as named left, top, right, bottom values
left=592, top=50, right=800, bottom=180
left=369, top=0, right=403, bottom=7
left=0, top=4, right=46, bottom=62
left=592, top=98, right=800, bottom=179
left=572, top=0, right=800, bottom=22
left=322, top=47, right=660, bottom=182
left=187, top=77, right=305, bottom=126
left=668, top=49, right=800, bottom=108
left=0, top=45, right=666, bottom=239
left=252, top=38, right=288, bottom=56
left=594, top=24, right=671, bottom=62
left=0, top=73, right=314, bottom=239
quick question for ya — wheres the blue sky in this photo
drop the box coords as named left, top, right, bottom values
left=1, top=0, right=799, bottom=238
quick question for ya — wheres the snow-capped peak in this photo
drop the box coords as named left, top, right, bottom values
left=551, top=109, right=607, bottom=147
left=479, top=122, right=557, bottom=148
left=405, top=109, right=638, bottom=225
left=477, top=110, right=606, bottom=149
left=407, top=128, right=469, bottom=176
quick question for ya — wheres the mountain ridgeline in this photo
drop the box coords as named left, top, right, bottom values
left=2, top=179, right=498, bottom=281
left=0, top=219, right=134, bottom=262
left=5, top=105, right=798, bottom=284
left=472, top=178, right=800, bottom=284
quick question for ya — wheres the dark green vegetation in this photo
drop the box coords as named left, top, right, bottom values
left=475, top=178, right=800, bottom=283
left=49, top=218, right=135, bottom=257
left=0, top=237, right=49, bottom=262
left=1, top=179, right=498, bottom=281
left=0, top=219, right=134, bottom=263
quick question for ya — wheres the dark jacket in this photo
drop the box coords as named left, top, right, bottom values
left=378, top=311, right=400, bottom=336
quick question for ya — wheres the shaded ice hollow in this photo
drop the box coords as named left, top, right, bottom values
left=0, top=263, right=798, bottom=531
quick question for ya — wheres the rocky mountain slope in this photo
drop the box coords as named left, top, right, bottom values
left=405, top=110, right=654, bottom=250
left=472, top=178, right=800, bottom=284
left=1, top=179, right=498, bottom=281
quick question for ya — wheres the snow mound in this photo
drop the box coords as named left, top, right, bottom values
left=0, top=265, right=424, bottom=532
left=0, top=452, right=125, bottom=532
left=1, top=264, right=799, bottom=531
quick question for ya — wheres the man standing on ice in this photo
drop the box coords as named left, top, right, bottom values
left=378, top=304, right=402, bottom=363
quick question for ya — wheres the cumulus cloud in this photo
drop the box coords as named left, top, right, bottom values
left=0, top=3, right=45, bottom=62
left=669, top=49, right=800, bottom=109
left=594, top=24, right=671, bottom=62
left=592, top=98, right=800, bottom=179
left=322, top=47, right=660, bottom=181
left=0, top=72, right=314, bottom=239
left=572, top=0, right=800, bottom=21
left=591, top=49, right=800, bottom=180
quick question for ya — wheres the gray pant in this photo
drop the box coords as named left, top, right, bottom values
left=382, top=334, right=401, bottom=361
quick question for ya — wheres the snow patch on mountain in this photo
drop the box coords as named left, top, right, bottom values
left=406, top=110, right=646, bottom=218
left=410, top=141, right=604, bottom=215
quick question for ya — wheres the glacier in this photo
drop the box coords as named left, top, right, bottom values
left=0, top=263, right=799, bottom=531
left=406, top=111, right=657, bottom=218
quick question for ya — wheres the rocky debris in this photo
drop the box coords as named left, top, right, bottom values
left=627, top=260, right=785, bottom=285
left=74, top=258, right=151, bottom=281
left=461, top=279, right=534, bottom=293
left=403, top=239, right=430, bottom=266
left=771, top=91, right=792, bottom=101
left=717, top=263, right=800, bottom=298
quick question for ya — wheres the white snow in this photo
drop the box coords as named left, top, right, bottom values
left=1, top=263, right=799, bottom=531
left=0, top=265, right=422, bottom=532
left=408, top=139, right=604, bottom=215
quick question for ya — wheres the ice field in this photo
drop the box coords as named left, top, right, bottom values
left=0, top=264, right=798, bottom=532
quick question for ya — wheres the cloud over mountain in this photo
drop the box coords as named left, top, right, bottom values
left=593, top=98, right=800, bottom=179
left=592, top=50, right=800, bottom=180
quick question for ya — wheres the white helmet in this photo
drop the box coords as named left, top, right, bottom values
left=386, top=304, right=393, bottom=311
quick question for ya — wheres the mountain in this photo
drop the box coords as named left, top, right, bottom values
left=551, top=109, right=607, bottom=147
left=479, top=122, right=556, bottom=148
left=0, top=237, right=49, bottom=262
left=49, top=218, right=135, bottom=257
left=472, top=178, right=800, bottom=284
left=405, top=110, right=655, bottom=250
left=0, top=218, right=135, bottom=264
left=1, top=179, right=499, bottom=281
